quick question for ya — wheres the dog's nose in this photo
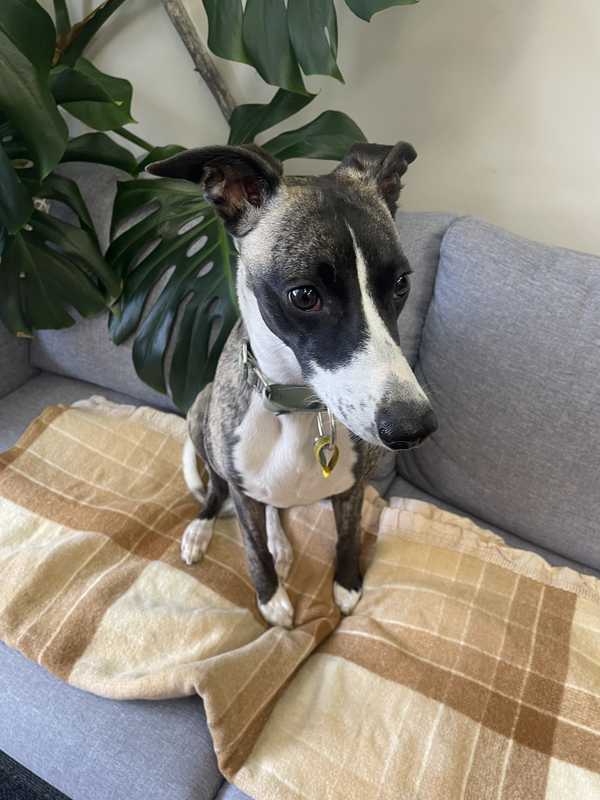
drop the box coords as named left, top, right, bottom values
left=376, top=405, right=438, bottom=450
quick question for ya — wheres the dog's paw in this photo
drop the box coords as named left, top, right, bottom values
left=258, top=585, right=294, bottom=629
left=181, top=518, right=214, bottom=565
left=334, top=582, right=362, bottom=616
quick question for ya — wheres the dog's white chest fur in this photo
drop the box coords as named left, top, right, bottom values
left=233, top=393, right=357, bottom=508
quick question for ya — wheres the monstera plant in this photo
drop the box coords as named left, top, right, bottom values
left=0, top=0, right=150, bottom=335
left=0, top=0, right=418, bottom=411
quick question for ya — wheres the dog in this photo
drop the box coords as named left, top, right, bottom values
left=147, top=141, right=437, bottom=628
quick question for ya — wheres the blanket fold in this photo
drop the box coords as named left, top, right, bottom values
left=1, top=397, right=599, bottom=799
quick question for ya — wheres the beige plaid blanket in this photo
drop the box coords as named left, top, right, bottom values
left=1, top=397, right=600, bottom=799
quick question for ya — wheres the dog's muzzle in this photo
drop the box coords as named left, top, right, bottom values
left=376, top=405, right=438, bottom=450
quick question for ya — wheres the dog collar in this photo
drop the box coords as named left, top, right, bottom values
left=241, top=341, right=327, bottom=415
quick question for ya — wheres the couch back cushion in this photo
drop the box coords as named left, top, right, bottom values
left=396, top=212, right=458, bottom=365
left=397, top=217, right=600, bottom=569
left=31, top=314, right=176, bottom=410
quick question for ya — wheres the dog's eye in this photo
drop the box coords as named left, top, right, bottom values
left=393, top=274, right=410, bottom=300
left=288, top=286, right=321, bottom=312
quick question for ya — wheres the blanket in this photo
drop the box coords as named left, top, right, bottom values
left=1, top=397, right=599, bottom=799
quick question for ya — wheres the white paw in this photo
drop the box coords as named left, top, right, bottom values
left=334, top=582, right=362, bottom=615
left=266, top=506, right=294, bottom=581
left=180, top=517, right=214, bottom=565
left=258, top=585, right=294, bottom=629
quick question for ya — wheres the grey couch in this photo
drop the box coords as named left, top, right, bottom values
left=1, top=209, right=599, bottom=800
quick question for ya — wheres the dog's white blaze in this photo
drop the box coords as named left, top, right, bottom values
left=237, top=262, right=303, bottom=384
left=309, top=228, right=428, bottom=443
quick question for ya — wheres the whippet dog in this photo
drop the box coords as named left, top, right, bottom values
left=148, top=141, right=437, bottom=628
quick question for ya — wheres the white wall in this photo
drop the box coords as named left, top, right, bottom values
left=45, top=0, right=600, bottom=254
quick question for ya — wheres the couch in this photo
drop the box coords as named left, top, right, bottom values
left=1, top=201, right=599, bottom=800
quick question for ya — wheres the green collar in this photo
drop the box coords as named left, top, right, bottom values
left=242, top=341, right=327, bottom=415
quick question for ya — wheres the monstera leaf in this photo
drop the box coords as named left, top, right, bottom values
left=53, top=0, right=71, bottom=37
left=229, top=93, right=366, bottom=160
left=204, top=0, right=336, bottom=88
left=262, top=111, right=367, bottom=160
left=0, top=0, right=147, bottom=339
left=0, top=179, right=121, bottom=337
left=50, top=58, right=135, bottom=131
left=287, top=0, right=343, bottom=82
left=108, top=178, right=238, bottom=412
left=0, top=142, right=33, bottom=234
left=204, top=0, right=417, bottom=89
left=57, top=0, right=130, bottom=66
left=242, top=0, right=308, bottom=94
left=228, top=89, right=315, bottom=146
left=0, top=0, right=56, bottom=75
left=202, top=0, right=249, bottom=65
left=61, top=132, right=139, bottom=174
left=343, top=0, right=418, bottom=21
left=0, top=22, right=68, bottom=179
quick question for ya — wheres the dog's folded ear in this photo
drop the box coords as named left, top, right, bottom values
left=146, top=144, right=283, bottom=236
left=334, top=141, right=417, bottom=214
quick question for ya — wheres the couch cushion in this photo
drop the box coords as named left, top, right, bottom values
left=0, top=372, right=163, bottom=452
left=0, top=748, right=72, bottom=799
left=396, top=211, right=457, bottom=366
left=30, top=316, right=176, bottom=411
left=0, top=642, right=222, bottom=800
left=397, top=216, right=600, bottom=570
left=216, top=784, right=252, bottom=799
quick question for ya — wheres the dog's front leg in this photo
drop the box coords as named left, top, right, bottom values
left=332, top=482, right=364, bottom=616
left=229, top=486, right=294, bottom=629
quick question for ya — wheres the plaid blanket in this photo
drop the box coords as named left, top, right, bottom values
left=1, top=397, right=599, bottom=799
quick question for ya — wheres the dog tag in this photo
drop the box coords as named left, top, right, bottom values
left=313, top=435, right=340, bottom=478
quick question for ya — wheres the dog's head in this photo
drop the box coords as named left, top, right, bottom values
left=148, top=142, right=437, bottom=450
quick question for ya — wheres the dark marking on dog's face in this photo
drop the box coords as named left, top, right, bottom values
left=148, top=142, right=437, bottom=449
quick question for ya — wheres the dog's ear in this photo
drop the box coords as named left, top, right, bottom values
left=146, top=144, right=283, bottom=235
left=334, top=141, right=417, bottom=214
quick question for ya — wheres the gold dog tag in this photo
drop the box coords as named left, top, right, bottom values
left=313, top=435, right=340, bottom=478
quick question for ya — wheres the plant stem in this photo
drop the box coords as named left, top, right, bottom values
left=161, top=0, right=236, bottom=123
left=114, top=127, right=154, bottom=152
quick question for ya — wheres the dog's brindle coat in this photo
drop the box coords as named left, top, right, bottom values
left=148, top=141, right=437, bottom=628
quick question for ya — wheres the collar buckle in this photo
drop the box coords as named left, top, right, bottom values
left=242, top=341, right=271, bottom=398
left=242, top=340, right=326, bottom=415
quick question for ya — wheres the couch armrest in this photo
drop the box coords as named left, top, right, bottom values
left=0, top=321, right=35, bottom=398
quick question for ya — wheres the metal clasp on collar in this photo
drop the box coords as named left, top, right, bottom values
left=313, top=409, right=340, bottom=478
left=242, top=340, right=272, bottom=401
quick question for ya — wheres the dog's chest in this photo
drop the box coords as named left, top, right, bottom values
left=233, top=393, right=357, bottom=508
